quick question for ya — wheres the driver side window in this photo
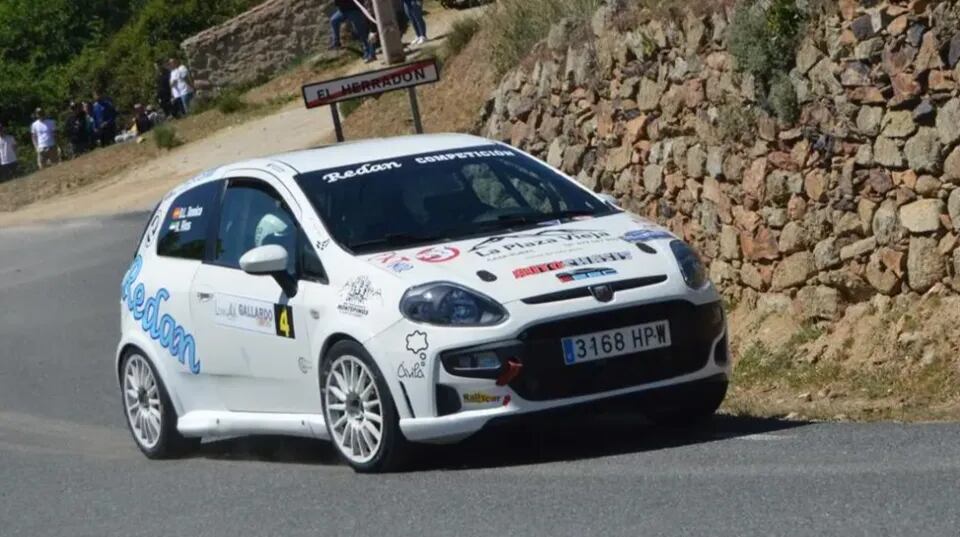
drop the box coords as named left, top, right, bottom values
left=214, top=183, right=297, bottom=276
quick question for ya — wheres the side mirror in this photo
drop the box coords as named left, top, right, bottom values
left=239, top=245, right=298, bottom=297
left=239, top=245, right=288, bottom=274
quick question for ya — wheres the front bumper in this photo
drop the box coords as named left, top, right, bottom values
left=398, top=299, right=729, bottom=443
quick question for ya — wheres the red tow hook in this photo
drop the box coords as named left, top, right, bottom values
left=496, top=359, right=522, bottom=386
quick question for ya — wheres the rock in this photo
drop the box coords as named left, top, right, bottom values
left=856, top=106, right=883, bottom=136
left=840, top=237, right=877, bottom=260
left=866, top=253, right=901, bottom=294
left=605, top=145, right=633, bottom=172
left=855, top=37, right=884, bottom=61
left=936, top=98, right=960, bottom=146
left=855, top=144, right=874, bottom=166
left=787, top=195, right=807, bottom=220
left=743, top=158, right=768, bottom=202
left=907, top=237, right=945, bottom=292
left=913, top=99, right=935, bottom=121
left=850, top=15, right=876, bottom=41
left=794, top=286, right=841, bottom=320
left=796, top=39, right=822, bottom=74
left=928, top=70, right=956, bottom=92
left=903, top=128, right=942, bottom=173
left=562, top=145, right=587, bottom=174
left=818, top=270, right=873, bottom=301
left=709, top=259, right=736, bottom=284
left=771, top=252, right=816, bottom=290
left=740, top=227, right=780, bottom=261
left=613, top=168, right=635, bottom=196
left=881, top=43, right=918, bottom=76
left=642, top=164, right=663, bottom=194
left=906, top=24, right=924, bottom=48
left=948, top=33, right=960, bottom=68
left=546, top=137, right=565, bottom=168
left=706, top=146, right=725, bottom=178
left=873, top=136, right=905, bottom=168
left=765, top=171, right=791, bottom=204
left=809, top=58, right=843, bottom=95
left=880, top=110, right=917, bottom=138
left=945, top=146, right=960, bottom=182
left=720, top=225, right=740, bottom=260
left=858, top=198, right=877, bottom=233
left=814, top=237, right=841, bottom=270
left=866, top=169, right=894, bottom=195
left=873, top=201, right=904, bottom=245
left=890, top=72, right=922, bottom=105
left=948, top=189, right=960, bottom=231
left=803, top=169, right=828, bottom=202
left=779, top=221, right=806, bottom=253
left=888, top=14, right=909, bottom=36
left=740, top=263, right=766, bottom=291
left=762, top=207, right=788, bottom=229
left=879, top=247, right=906, bottom=277
left=849, top=86, right=886, bottom=104
left=841, top=61, right=871, bottom=86
left=914, top=175, right=940, bottom=197
left=637, top=78, right=662, bottom=112
left=915, top=31, right=944, bottom=72
left=899, top=199, right=944, bottom=233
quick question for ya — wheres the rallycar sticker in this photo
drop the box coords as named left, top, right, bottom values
left=338, top=276, right=383, bottom=317
left=369, top=252, right=415, bottom=273
left=213, top=294, right=295, bottom=339
left=121, top=256, right=200, bottom=374
left=322, top=161, right=402, bottom=183
left=462, top=392, right=502, bottom=405
left=470, top=229, right=616, bottom=261
left=416, top=245, right=460, bottom=263
left=512, top=251, right=632, bottom=279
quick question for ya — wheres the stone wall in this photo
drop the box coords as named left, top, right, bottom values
left=481, top=0, right=960, bottom=320
left=182, top=0, right=334, bottom=92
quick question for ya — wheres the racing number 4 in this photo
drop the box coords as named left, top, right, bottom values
left=274, top=304, right=296, bottom=339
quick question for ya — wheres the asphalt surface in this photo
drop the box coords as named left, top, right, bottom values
left=1, top=213, right=959, bottom=537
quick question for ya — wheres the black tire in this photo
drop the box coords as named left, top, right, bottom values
left=119, top=350, right=199, bottom=459
left=320, top=340, right=410, bottom=473
left=646, top=380, right=728, bottom=427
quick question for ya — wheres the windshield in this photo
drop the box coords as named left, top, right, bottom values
left=295, top=145, right=617, bottom=254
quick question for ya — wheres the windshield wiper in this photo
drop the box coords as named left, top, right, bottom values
left=543, top=209, right=598, bottom=220
left=349, top=232, right=444, bottom=251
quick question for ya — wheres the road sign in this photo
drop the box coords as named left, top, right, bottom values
left=302, top=59, right=440, bottom=109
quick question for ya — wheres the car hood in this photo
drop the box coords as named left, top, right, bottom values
left=361, top=213, right=682, bottom=304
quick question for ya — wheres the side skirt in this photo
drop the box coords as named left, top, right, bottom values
left=177, top=410, right=330, bottom=441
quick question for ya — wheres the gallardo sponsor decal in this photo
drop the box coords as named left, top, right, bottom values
left=512, top=251, right=632, bottom=279
left=121, top=256, right=200, bottom=374
left=213, top=294, right=295, bottom=339
left=321, top=161, right=402, bottom=183
left=470, top=229, right=614, bottom=260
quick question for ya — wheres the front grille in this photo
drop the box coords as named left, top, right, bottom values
left=521, top=275, right=668, bottom=305
left=509, top=300, right=724, bottom=401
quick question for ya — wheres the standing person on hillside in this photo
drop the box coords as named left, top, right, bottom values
left=329, top=4, right=346, bottom=49
left=402, top=0, right=427, bottom=46
left=65, top=101, right=93, bottom=156
left=168, top=58, right=195, bottom=116
left=0, top=123, right=18, bottom=181
left=335, top=0, right=376, bottom=62
left=30, top=108, right=60, bottom=169
left=92, top=92, right=118, bottom=147
left=155, top=60, right=175, bottom=118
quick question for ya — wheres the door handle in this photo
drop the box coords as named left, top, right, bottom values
left=196, top=292, right=213, bottom=302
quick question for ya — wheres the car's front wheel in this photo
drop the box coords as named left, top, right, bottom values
left=321, top=341, right=409, bottom=473
left=120, top=351, right=198, bottom=458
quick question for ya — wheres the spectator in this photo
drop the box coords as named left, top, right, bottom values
left=145, top=105, right=162, bottom=126
left=155, top=59, right=175, bottom=118
left=30, top=108, right=60, bottom=169
left=65, top=101, right=93, bottom=156
left=168, top=58, right=195, bottom=116
left=0, top=123, right=17, bottom=181
left=402, top=0, right=427, bottom=46
left=132, top=103, right=153, bottom=134
left=329, top=5, right=346, bottom=49
left=335, top=0, right=376, bottom=62
left=92, top=92, right=118, bottom=147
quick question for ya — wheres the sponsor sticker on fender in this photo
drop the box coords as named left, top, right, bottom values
left=214, top=294, right=295, bottom=339
left=416, top=245, right=460, bottom=263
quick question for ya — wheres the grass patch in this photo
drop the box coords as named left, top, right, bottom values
left=733, top=323, right=829, bottom=389
left=215, top=91, right=249, bottom=114
left=445, top=17, right=482, bottom=58
left=487, top=0, right=603, bottom=75
left=153, top=124, right=183, bottom=150
left=338, top=98, right=366, bottom=118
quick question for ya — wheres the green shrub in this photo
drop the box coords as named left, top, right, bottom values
left=768, top=74, right=799, bottom=124
left=717, top=102, right=755, bottom=144
left=445, top=17, right=481, bottom=58
left=338, top=98, right=365, bottom=118
left=488, top=0, right=603, bottom=75
left=153, top=124, right=182, bottom=150
left=216, top=91, right=248, bottom=114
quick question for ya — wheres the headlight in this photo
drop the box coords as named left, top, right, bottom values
left=670, top=240, right=708, bottom=289
left=400, top=282, right=508, bottom=326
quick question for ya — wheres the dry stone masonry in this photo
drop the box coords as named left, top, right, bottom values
left=481, top=0, right=960, bottom=320
left=182, top=0, right=334, bottom=92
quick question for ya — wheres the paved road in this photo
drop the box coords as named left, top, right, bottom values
left=1, top=215, right=959, bottom=537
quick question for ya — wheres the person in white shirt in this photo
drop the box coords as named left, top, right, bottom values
left=0, top=122, right=18, bottom=181
left=168, top=58, right=195, bottom=117
left=30, top=108, right=60, bottom=169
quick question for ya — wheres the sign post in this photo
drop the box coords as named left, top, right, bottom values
left=302, top=58, right=440, bottom=142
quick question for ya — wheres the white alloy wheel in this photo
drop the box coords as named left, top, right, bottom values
left=123, top=354, right=163, bottom=450
left=324, top=355, right=385, bottom=465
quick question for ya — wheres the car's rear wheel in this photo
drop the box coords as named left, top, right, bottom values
left=321, top=341, right=409, bottom=473
left=121, top=351, right=198, bottom=458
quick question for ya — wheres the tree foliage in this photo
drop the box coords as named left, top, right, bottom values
left=0, top=0, right=259, bottom=139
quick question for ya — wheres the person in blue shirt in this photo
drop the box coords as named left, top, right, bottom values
left=92, top=91, right=118, bottom=147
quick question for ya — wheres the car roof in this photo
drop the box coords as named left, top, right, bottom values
left=266, top=133, right=497, bottom=174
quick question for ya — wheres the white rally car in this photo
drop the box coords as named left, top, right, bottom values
left=116, top=133, right=729, bottom=472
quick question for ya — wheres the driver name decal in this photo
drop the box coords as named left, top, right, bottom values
left=121, top=256, right=200, bottom=374
left=322, top=161, right=401, bottom=183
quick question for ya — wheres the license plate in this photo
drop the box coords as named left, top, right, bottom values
left=561, top=320, right=671, bottom=365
